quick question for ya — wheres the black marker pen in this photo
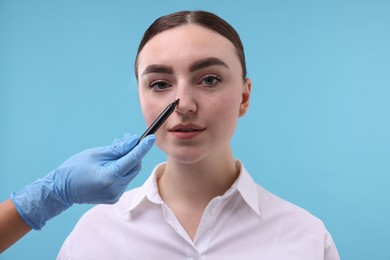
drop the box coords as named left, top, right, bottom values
left=136, top=99, right=180, bottom=145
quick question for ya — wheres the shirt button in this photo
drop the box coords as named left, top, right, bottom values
left=192, top=254, right=200, bottom=260
left=210, top=206, right=218, bottom=216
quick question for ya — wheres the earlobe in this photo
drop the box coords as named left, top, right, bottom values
left=239, top=78, right=252, bottom=117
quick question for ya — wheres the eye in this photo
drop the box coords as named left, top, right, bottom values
left=199, top=75, right=221, bottom=87
left=150, top=81, right=170, bottom=91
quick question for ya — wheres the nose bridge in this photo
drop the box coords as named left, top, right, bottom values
left=175, top=80, right=196, bottom=113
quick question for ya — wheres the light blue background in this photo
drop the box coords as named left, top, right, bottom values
left=1, top=1, right=389, bottom=259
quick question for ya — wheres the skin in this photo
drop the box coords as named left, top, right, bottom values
left=137, top=24, right=251, bottom=240
left=0, top=199, right=32, bottom=253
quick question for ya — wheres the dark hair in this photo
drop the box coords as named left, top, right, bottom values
left=134, top=10, right=247, bottom=80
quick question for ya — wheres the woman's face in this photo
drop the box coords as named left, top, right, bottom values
left=137, top=24, right=251, bottom=164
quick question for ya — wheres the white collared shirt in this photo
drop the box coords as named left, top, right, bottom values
left=57, top=161, right=340, bottom=260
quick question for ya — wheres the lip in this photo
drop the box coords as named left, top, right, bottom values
left=169, top=123, right=206, bottom=139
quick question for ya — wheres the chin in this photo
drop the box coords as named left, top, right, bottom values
left=172, top=156, right=207, bottom=165
left=161, top=145, right=209, bottom=165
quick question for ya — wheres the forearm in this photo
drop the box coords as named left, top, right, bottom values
left=0, top=199, right=32, bottom=253
left=0, top=134, right=154, bottom=253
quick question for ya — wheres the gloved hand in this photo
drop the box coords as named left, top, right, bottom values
left=10, top=134, right=155, bottom=230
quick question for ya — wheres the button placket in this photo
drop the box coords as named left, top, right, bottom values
left=209, top=206, right=218, bottom=216
left=208, top=199, right=222, bottom=217
left=185, top=241, right=201, bottom=260
left=196, top=199, right=221, bottom=238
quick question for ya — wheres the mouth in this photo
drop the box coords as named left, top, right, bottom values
left=170, top=128, right=205, bottom=132
left=169, top=124, right=206, bottom=133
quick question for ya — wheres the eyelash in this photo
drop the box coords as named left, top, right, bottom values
left=149, top=80, right=170, bottom=91
left=198, top=75, right=221, bottom=87
left=148, top=74, right=222, bottom=91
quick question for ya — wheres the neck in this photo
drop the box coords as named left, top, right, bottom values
left=158, top=148, right=239, bottom=209
left=156, top=146, right=239, bottom=241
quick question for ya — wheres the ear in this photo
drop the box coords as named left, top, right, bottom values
left=239, top=78, right=252, bottom=117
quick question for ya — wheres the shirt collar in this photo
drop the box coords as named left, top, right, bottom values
left=123, top=163, right=165, bottom=214
left=123, top=161, right=261, bottom=216
left=233, top=161, right=261, bottom=216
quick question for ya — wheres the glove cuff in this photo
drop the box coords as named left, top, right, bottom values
left=10, top=175, right=72, bottom=230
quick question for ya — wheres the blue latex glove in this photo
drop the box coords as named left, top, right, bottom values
left=11, top=134, right=155, bottom=230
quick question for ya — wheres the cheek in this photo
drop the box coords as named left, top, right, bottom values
left=209, top=92, right=241, bottom=131
left=139, top=91, right=159, bottom=126
left=138, top=86, right=177, bottom=126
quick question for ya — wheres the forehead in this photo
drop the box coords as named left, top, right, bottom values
left=137, top=24, right=238, bottom=70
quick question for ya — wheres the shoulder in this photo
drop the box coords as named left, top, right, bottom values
left=66, top=166, right=162, bottom=230
left=257, top=184, right=324, bottom=226
left=238, top=161, right=326, bottom=231
left=255, top=184, right=339, bottom=257
left=80, top=187, right=141, bottom=221
left=57, top=188, right=142, bottom=258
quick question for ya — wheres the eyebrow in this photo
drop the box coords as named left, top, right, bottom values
left=189, top=57, right=229, bottom=72
left=141, top=57, right=229, bottom=77
left=141, top=65, right=173, bottom=76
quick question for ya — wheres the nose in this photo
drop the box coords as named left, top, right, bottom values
left=175, top=84, right=197, bottom=114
